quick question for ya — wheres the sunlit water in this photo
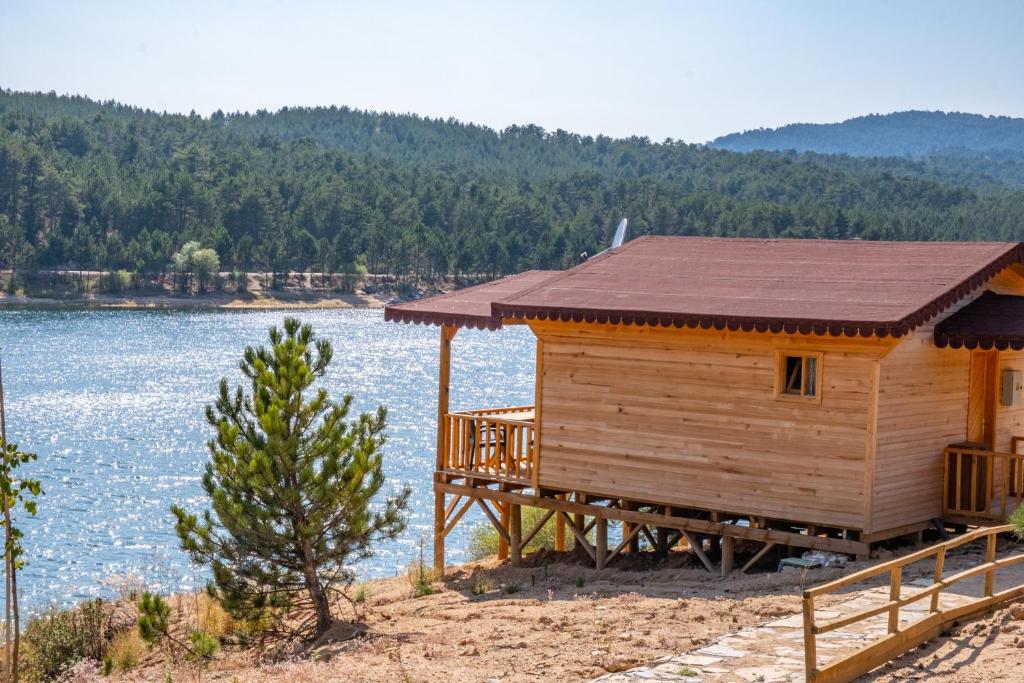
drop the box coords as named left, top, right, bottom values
left=0, top=308, right=534, bottom=612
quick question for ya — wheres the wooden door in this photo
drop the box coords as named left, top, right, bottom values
left=960, top=350, right=998, bottom=512
left=967, top=350, right=998, bottom=446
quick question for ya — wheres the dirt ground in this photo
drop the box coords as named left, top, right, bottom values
left=68, top=552, right=849, bottom=682
left=62, top=548, right=1024, bottom=683
left=867, top=602, right=1024, bottom=682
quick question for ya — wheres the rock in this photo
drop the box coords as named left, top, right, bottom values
left=1010, top=604, right=1024, bottom=620
left=458, top=645, right=479, bottom=656
left=538, top=615, right=553, bottom=625
left=602, top=655, right=639, bottom=673
left=1016, top=638, right=1024, bottom=649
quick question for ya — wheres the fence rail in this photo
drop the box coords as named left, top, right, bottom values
left=803, top=524, right=1024, bottom=683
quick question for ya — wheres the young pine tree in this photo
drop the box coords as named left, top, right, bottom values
left=171, top=318, right=409, bottom=639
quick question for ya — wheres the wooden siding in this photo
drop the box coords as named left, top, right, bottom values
left=872, top=266, right=1024, bottom=533
left=530, top=322, right=888, bottom=530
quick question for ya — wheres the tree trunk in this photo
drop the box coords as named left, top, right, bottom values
left=300, top=540, right=332, bottom=637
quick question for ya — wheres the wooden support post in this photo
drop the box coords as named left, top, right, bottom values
left=509, top=504, right=522, bottom=567
left=555, top=497, right=566, bottom=551
left=985, top=533, right=997, bottom=597
left=803, top=593, right=817, bottom=680
left=433, top=490, right=445, bottom=573
left=888, top=566, right=902, bottom=633
left=931, top=548, right=946, bottom=613
left=595, top=516, right=608, bottom=570
left=721, top=535, right=735, bottom=576
left=498, top=502, right=510, bottom=561
left=433, top=325, right=456, bottom=572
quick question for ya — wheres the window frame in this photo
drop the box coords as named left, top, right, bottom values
left=773, top=350, right=824, bottom=403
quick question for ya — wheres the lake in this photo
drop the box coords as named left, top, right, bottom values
left=0, top=308, right=535, bottom=611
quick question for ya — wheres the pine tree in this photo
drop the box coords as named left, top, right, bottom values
left=171, top=318, right=409, bottom=638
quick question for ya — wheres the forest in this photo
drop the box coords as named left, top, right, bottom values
left=4, top=90, right=1024, bottom=286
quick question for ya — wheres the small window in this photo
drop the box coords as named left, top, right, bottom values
left=775, top=351, right=823, bottom=402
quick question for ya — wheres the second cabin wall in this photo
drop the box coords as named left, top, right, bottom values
left=531, top=321, right=889, bottom=530
left=872, top=266, right=1024, bottom=533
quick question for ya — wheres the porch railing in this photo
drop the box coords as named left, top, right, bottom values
left=943, top=440, right=1024, bottom=521
left=443, top=406, right=535, bottom=484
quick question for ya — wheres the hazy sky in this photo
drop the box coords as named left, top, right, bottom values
left=3, top=1, right=1024, bottom=142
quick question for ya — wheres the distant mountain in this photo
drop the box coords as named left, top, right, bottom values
left=710, top=111, right=1024, bottom=157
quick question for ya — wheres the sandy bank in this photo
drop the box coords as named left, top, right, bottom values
left=0, top=291, right=386, bottom=310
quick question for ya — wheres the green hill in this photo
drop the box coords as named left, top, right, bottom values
left=2, top=90, right=1024, bottom=281
left=710, top=110, right=1024, bottom=156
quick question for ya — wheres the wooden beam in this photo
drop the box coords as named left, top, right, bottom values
left=475, top=498, right=510, bottom=546
left=433, top=490, right=446, bottom=573
left=436, top=482, right=868, bottom=556
left=555, top=497, right=566, bottom=552
left=521, top=508, right=556, bottom=548
left=442, top=496, right=474, bottom=537
left=741, top=541, right=777, bottom=574
left=721, top=535, right=735, bottom=576
left=532, top=339, right=544, bottom=490
left=433, top=325, right=457, bottom=571
left=498, top=501, right=509, bottom=561
left=510, top=504, right=522, bottom=567
left=596, top=516, right=608, bottom=570
left=559, top=510, right=596, bottom=561
left=682, top=530, right=714, bottom=573
left=608, top=520, right=645, bottom=564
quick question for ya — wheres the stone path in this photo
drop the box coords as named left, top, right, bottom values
left=593, top=560, right=1024, bottom=683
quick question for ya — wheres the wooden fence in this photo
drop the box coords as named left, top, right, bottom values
left=803, top=524, right=1024, bottom=683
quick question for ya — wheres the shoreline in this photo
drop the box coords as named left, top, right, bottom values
left=0, top=291, right=388, bottom=311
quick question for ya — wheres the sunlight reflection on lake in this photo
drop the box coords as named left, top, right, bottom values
left=0, top=308, right=534, bottom=611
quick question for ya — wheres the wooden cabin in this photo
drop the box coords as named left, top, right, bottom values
left=385, top=237, right=1024, bottom=573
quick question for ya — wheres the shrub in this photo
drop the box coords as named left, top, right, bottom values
left=468, top=507, right=566, bottom=560
left=406, top=537, right=440, bottom=597
left=105, top=630, right=145, bottom=673
left=1011, top=504, right=1024, bottom=540
left=20, top=599, right=107, bottom=681
left=102, top=269, right=133, bottom=293
left=196, top=592, right=234, bottom=641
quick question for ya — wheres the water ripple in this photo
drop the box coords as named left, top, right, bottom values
left=0, top=308, right=533, bottom=611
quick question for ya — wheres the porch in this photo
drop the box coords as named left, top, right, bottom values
left=943, top=440, right=1024, bottom=524
left=441, top=406, right=536, bottom=485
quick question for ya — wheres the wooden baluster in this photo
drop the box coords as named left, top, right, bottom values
left=955, top=452, right=963, bottom=512
left=970, top=455, right=979, bottom=512
left=985, top=532, right=997, bottom=597
left=930, top=548, right=945, bottom=613
left=1001, top=452, right=1010, bottom=518
left=888, top=566, right=902, bottom=634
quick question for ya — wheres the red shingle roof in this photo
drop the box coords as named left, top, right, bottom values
left=383, top=270, right=560, bottom=330
left=385, top=237, right=1024, bottom=337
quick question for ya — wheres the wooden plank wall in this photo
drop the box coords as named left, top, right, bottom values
left=530, top=321, right=888, bottom=530
left=872, top=266, right=1024, bottom=533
